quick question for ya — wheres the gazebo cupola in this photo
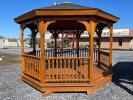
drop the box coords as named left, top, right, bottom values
left=14, top=2, right=119, bottom=96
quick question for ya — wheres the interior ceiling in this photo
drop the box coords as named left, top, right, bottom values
left=47, top=20, right=86, bottom=31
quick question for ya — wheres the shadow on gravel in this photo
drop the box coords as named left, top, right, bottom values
left=112, top=62, right=133, bottom=95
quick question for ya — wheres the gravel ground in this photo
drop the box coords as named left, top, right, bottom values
left=0, top=48, right=133, bottom=100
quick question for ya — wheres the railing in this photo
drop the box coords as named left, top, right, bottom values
left=99, top=50, right=110, bottom=69
left=35, top=48, right=98, bottom=63
left=23, top=48, right=99, bottom=82
left=23, top=54, right=41, bottom=81
left=45, top=57, right=89, bottom=82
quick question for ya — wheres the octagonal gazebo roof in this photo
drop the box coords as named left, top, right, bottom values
left=40, top=2, right=92, bottom=9
left=14, top=2, right=119, bottom=24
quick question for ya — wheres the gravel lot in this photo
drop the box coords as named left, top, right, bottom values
left=0, top=47, right=133, bottom=100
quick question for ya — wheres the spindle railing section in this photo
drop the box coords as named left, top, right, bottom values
left=23, top=54, right=41, bottom=81
left=45, top=57, right=89, bottom=82
left=36, top=48, right=98, bottom=63
left=99, top=50, right=110, bottom=69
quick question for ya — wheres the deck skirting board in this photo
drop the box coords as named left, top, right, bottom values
left=22, top=73, right=111, bottom=95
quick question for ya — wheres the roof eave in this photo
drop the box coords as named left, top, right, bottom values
left=14, top=9, right=120, bottom=24
left=97, top=9, right=120, bottom=22
left=14, top=10, right=37, bottom=24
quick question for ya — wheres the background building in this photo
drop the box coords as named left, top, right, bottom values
left=68, top=28, right=133, bottom=50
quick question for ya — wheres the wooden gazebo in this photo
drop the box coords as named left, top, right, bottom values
left=14, top=2, right=119, bottom=95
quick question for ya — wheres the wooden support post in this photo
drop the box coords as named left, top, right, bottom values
left=78, top=20, right=97, bottom=84
left=38, top=20, right=55, bottom=82
left=108, top=24, right=113, bottom=73
left=88, top=21, right=96, bottom=84
left=38, top=20, right=46, bottom=82
left=20, top=25, right=25, bottom=72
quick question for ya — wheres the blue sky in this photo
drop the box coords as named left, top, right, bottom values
left=0, top=0, right=132, bottom=38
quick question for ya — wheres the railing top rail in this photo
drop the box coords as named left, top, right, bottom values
left=100, top=50, right=110, bottom=56
left=36, top=48, right=98, bottom=51
left=23, top=54, right=40, bottom=60
left=45, top=57, right=90, bottom=60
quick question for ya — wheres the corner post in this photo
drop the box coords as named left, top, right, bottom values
left=38, top=20, right=46, bottom=82
left=88, top=21, right=96, bottom=84
left=20, top=25, right=25, bottom=72
left=78, top=20, right=97, bottom=84
left=108, top=24, right=113, bottom=73
left=38, top=20, right=55, bottom=82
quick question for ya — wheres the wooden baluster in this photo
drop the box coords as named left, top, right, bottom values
left=48, top=58, right=50, bottom=80
left=35, top=59, right=37, bottom=78
left=56, top=58, right=58, bottom=80
left=34, top=59, right=36, bottom=77
left=28, top=57, right=29, bottom=74
left=39, top=59, right=41, bottom=79
left=31, top=57, right=33, bottom=75
left=60, top=57, right=62, bottom=80
left=31, top=58, right=33, bottom=76
left=36, top=60, right=38, bottom=78
left=24, top=57, right=26, bottom=73
left=72, top=58, right=74, bottom=79
left=33, top=59, right=35, bottom=77
left=27, top=57, right=31, bottom=74
left=76, top=58, right=78, bottom=79
left=80, top=58, right=82, bottom=79
left=64, top=58, right=66, bottom=79
left=29, top=59, right=32, bottom=75
left=52, top=58, right=54, bottom=79
left=38, top=60, right=40, bottom=79
left=68, top=58, right=70, bottom=79
left=35, top=59, right=37, bottom=77
left=84, top=58, right=86, bottom=79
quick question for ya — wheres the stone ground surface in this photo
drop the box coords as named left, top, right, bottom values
left=0, top=47, right=133, bottom=100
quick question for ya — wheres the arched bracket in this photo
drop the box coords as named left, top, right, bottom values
left=78, top=20, right=97, bottom=36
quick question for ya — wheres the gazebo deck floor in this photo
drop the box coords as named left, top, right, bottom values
left=22, top=66, right=111, bottom=96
